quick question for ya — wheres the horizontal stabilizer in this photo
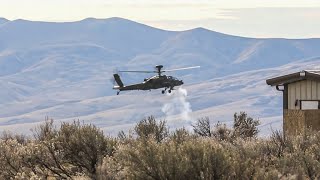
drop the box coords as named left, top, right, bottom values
left=113, top=74, right=124, bottom=87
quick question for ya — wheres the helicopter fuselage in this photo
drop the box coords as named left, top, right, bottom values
left=113, top=74, right=183, bottom=94
left=112, top=64, right=199, bottom=95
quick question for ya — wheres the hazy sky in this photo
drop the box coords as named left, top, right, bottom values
left=1, top=0, right=320, bottom=38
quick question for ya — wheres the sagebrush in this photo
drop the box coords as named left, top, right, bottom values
left=1, top=113, right=320, bottom=179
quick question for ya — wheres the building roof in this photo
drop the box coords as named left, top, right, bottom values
left=266, top=70, right=320, bottom=86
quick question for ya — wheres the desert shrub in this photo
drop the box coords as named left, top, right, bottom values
left=109, top=137, right=233, bottom=180
left=1, top=131, right=29, bottom=145
left=32, top=117, right=57, bottom=141
left=0, top=139, right=44, bottom=179
left=192, top=117, right=212, bottom=137
left=104, top=130, right=320, bottom=180
left=58, top=121, right=115, bottom=177
left=281, top=132, right=320, bottom=179
left=192, top=117, right=234, bottom=141
left=193, top=112, right=259, bottom=141
left=211, top=122, right=234, bottom=142
left=2, top=115, right=320, bottom=179
left=0, top=139, right=26, bottom=179
left=267, top=130, right=294, bottom=157
left=31, top=119, right=75, bottom=178
left=228, top=139, right=263, bottom=179
left=32, top=119, right=116, bottom=179
left=170, top=127, right=191, bottom=144
left=246, top=131, right=320, bottom=179
left=134, top=116, right=168, bottom=142
left=117, top=130, right=127, bottom=140
left=233, top=112, right=260, bottom=139
left=181, top=138, right=232, bottom=179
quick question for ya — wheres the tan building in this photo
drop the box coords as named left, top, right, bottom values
left=266, top=70, right=320, bottom=136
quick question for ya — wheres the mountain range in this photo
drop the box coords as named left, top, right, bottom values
left=0, top=17, right=320, bottom=135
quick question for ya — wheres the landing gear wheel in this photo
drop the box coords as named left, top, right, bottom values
left=168, top=90, right=172, bottom=93
left=162, top=90, right=165, bottom=94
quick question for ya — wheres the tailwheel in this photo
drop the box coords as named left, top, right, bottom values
left=162, top=90, right=165, bottom=94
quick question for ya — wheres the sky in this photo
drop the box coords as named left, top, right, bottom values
left=0, top=0, right=320, bottom=38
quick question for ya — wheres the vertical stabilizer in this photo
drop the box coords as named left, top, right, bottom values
left=113, top=74, right=124, bottom=87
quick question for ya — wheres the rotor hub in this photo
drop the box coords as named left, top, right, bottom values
left=155, top=65, right=164, bottom=76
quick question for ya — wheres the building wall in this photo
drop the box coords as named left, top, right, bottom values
left=284, top=109, right=320, bottom=136
left=305, top=110, right=320, bottom=131
left=284, top=109, right=305, bottom=136
left=287, top=80, right=320, bottom=109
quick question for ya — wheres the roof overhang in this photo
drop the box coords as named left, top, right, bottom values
left=266, top=71, right=320, bottom=86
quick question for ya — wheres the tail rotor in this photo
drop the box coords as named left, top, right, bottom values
left=110, top=68, right=119, bottom=86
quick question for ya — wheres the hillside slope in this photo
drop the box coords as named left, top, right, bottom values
left=0, top=17, right=320, bottom=135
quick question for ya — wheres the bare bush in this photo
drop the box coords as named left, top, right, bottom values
left=192, top=117, right=212, bottom=137
left=192, top=117, right=234, bottom=141
left=193, top=113, right=260, bottom=141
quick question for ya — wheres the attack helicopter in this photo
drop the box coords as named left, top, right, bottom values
left=112, top=65, right=200, bottom=95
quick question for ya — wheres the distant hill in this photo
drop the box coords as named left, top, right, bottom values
left=0, top=18, right=8, bottom=25
left=0, top=17, right=320, bottom=135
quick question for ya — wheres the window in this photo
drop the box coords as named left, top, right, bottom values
left=300, top=100, right=320, bottom=110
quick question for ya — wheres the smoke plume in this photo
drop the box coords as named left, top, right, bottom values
left=161, top=87, right=193, bottom=128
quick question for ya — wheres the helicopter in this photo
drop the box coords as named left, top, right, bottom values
left=113, top=65, right=200, bottom=95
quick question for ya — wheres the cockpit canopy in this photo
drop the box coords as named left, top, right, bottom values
left=143, top=75, right=179, bottom=82
left=167, top=76, right=178, bottom=80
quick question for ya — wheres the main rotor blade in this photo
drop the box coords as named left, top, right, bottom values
left=113, top=68, right=119, bottom=74
left=163, top=66, right=200, bottom=72
left=119, top=70, right=157, bottom=73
